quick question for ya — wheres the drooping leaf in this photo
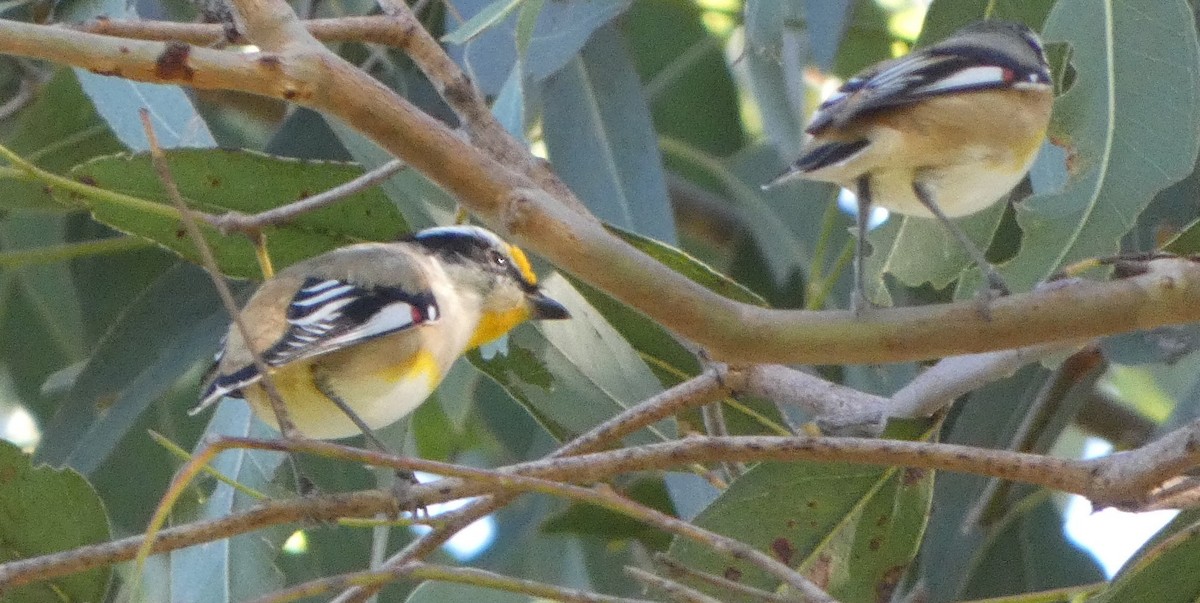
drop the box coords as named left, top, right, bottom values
left=743, top=0, right=806, bottom=157
left=1002, top=0, right=1200, bottom=288
left=62, top=149, right=406, bottom=278
left=0, top=439, right=112, bottom=603
left=445, top=0, right=633, bottom=96
left=442, top=0, right=525, bottom=45
left=168, top=401, right=287, bottom=603
left=34, top=262, right=228, bottom=474
left=1086, top=517, right=1200, bottom=602
left=54, top=0, right=215, bottom=152
left=543, top=477, right=675, bottom=550
left=622, top=0, right=744, bottom=157
left=542, top=23, right=676, bottom=244
left=0, top=69, right=123, bottom=211
left=470, top=274, right=665, bottom=444
left=668, top=420, right=936, bottom=601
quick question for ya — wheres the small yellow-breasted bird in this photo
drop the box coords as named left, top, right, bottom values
left=193, top=225, right=570, bottom=440
left=766, top=20, right=1054, bottom=312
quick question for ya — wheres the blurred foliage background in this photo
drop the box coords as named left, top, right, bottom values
left=4, top=0, right=1200, bottom=601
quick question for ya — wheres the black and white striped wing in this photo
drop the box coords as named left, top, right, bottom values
left=265, top=277, right=440, bottom=366
left=808, top=48, right=1047, bottom=133
left=193, top=277, right=439, bottom=411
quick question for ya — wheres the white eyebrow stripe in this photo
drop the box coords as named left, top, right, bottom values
left=293, top=284, right=357, bottom=307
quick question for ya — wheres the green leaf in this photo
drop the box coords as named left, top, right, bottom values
left=470, top=274, right=665, bottom=444
left=0, top=439, right=112, bottom=603
left=873, top=201, right=1008, bottom=294
left=1001, top=0, right=1200, bottom=289
left=609, top=225, right=765, bottom=306
left=919, top=1, right=1054, bottom=47
left=0, top=69, right=123, bottom=211
left=442, top=0, right=525, bottom=45
left=623, top=0, right=745, bottom=157
left=961, top=497, right=1105, bottom=599
left=542, top=24, right=677, bottom=244
left=33, top=262, right=228, bottom=474
left=168, top=401, right=287, bottom=602
left=63, top=149, right=406, bottom=278
left=743, top=0, right=805, bottom=157
left=543, top=477, right=675, bottom=550
left=667, top=420, right=936, bottom=601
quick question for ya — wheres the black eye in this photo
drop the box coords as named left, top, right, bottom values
left=487, top=249, right=507, bottom=269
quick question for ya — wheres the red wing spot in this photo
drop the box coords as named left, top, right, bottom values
left=209, top=177, right=221, bottom=188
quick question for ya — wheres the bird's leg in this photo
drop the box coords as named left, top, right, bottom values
left=313, top=371, right=420, bottom=512
left=851, top=175, right=877, bottom=318
left=912, top=182, right=1012, bottom=299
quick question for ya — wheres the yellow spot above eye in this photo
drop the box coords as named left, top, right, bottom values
left=468, top=306, right=532, bottom=349
left=377, top=349, right=439, bottom=383
left=507, top=244, right=538, bottom=286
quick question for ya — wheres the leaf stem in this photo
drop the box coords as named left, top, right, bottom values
left=0, top=236, right=151, bottom=268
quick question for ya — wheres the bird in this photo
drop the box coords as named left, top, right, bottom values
left=765, top=20, right=1054, bottom=313
left=192, top=225, right=570, bottom=442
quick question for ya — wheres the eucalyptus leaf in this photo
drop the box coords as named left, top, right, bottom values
left=1002, top=0, right=1200, bottom=289
left=0, top=69, right=123, bottom=211
left=34, top=262, right=227, bottom=474
left=446, top=0, right=632, bottom=96
left=0, top=439, right=112, bottom=603
left=168, top=401, right=287, bottom=603
left=55, top=0, right=215, bottom=151
left=667, top=420, right=936, bottom=601
left=542, top=24, right=676, bottom=244
left=470, top=274, right=665, bottom=444
left=63, top=149, right=406, bottom=278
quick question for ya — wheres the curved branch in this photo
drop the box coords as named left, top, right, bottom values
left=2, top=19, right=1200, bottom=365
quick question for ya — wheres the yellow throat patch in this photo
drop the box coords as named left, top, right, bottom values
left=468, top=306, right=532, bottom=349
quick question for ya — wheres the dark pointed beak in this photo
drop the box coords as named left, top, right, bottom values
left=528, top=291, right=570, bottom=320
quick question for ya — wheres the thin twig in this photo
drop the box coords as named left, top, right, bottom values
left=654, top=553, right=803, bottom=603
left=334, top=368, right=736, bottom=602
left=138, top=109, right=299, bottom=438
left=625, top=566, right=725, bottom=603
left=251, top=561, right=655, bottom=603
left=0, top=490, right=400, bottom=589
left=205, top=158, right=407, bottom=235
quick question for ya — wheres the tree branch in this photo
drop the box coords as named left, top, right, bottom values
left=1, top=19, right=1199, bottom=364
